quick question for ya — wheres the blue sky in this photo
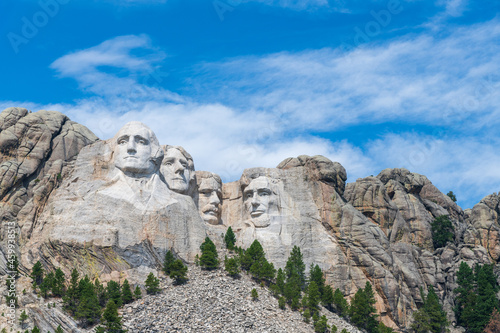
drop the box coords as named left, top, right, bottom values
left=1, top=0, right=499, bottom=209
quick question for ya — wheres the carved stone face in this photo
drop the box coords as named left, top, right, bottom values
left=198, top=177, right=222, bottom=225
left=162, top=148, right=192, bottom=194
left=114, top=123, right=157, bottom=175
left=243, top=176, right=277, bottom=219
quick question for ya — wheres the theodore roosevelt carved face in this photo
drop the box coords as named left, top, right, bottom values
left=196, top=172, right=222, bottom=225
left=113, top=122, right=162, bottom=176
left=161, top=146, right=195, bottom=195
left=243, top=176, right=278, bottom=222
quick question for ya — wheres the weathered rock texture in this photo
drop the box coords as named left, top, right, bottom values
left=1, top=108, right=499, bottom=332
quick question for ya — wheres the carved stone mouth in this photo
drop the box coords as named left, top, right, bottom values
left=250, top=210, right=265, bottom=217
left=203, top=207, right=219, bottom=215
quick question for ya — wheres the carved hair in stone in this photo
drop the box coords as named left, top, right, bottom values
left=241, top=175, right=280, bottom=227
left=195, top=171, right=222, bottom=225
left=161, top=145, right=196, bottom=195
left=112, top=121, right=163, bottom=177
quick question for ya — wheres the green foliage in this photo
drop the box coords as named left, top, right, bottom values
left=285, top=246, right=306, bottom=290
left=99, top=300, right=126, bottom=333
left=169, top=259, right=188, bottom=285
left=275, top=268, right=285, bottom=295
left=52, top=268, right=66, bottom=297
left=303, top=309, right=311, bottom=323
left=241, top=240, right=265, bottom=271
left=19, top=310, right=28, bottom=328
left=224, top=256, right=240, bottom=278
left=162, top=250, right=175, bottom=275
left=106, top=280, right=122, bottom=308
left=333, top=288, right=349, bottom=317
left=278, top=296, right=286, bottom=309
left=410, top=306, right=431, bottom=333
left=63, top=268, right=80, bottom=315
left=309, top=264, right=325, bottom=297
left=377, top=322, right=395, bottom=333
left=40, top=271, right=54, bottom=298
left=76, top=276, right=101, bottom=328
left=224, top=226, right=236, bottom=250
left=200, top=237, right=219, bottom=270
left=331, top=324, right=337, bottom=333
left=340, top=329, right=349, bottom=333
left=145, top=272, right=160, bottom=295
left=31, top=261, right=44, bottom=287
left=308, top=281, right=321, bottom=316
left=251, top=288, right=258, bottom=301
left=121, top=279, right=133, bottom=304
left=424, top=286, right=447, bottom=333
left=94, top=279, right=107, bottom=308
left=314, top=315, right=330, bottom=333
left=322, top=285, right=334, bottom=310
left=431, top=215, right=454, bottom=249
left=454, top=262, right=499, bottom=333
left=290, top=296, right=300, bottom=311
left=348, top=282, right=378, bottom=333
left=134, top=286, right=142, bottom=299
left=446, top=191, right=457, bottom=202
left=55, top=325, right=64, bottom=333
left=31, top=326, right=40, bottom=333
left=249, top=256, right=276, bottom=283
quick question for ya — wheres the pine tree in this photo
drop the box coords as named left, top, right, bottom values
left=76, top=276, right=101, bottom=327
left=145, top=272, right=160, bottom=295
left=31, top=261, right=44, bottom=288
left=314, top=315, right=330, bottom=333
left=251, top=288, right=258, bottom=301
left=224, top=226, right=236, bottom=250
left=322, top=284, right=334, bottom=310
left=377, top=322, right=395, bottom=333
left=431, top=215, right=454, bottom=249
left=200, top=237, right=219, bottom=270
left=52, top=268, right=66, bottom=297
left=95, top=279, right=108, bottom=308
left=106, top=280, right=122, bottom=307
left=279, top=296, right=286, bottom=309
left=121, top=279, right=133, bottom=304
left=134, top=286, right=142, bottom=299
left=162, top=250, right=175, bottom=275
left=424, top=286, right=447, bottom=333
left=40, top=271, right=55, bottom=298
left=284, top=273, right=302, bottom=305
left=241, top=240, right=265, bottom=271
left=309, top=264, right=325, bottom=297
left=19, top=310, right=28, bottom=329
left=224, top=256, right=240, bottom=278
left=100, top=300, right=125, bottom=333
left=333, top=288, right=349, bottom=317
left=454, top=261, right=475, bottom=326
left=249, top=257, right=276, bottom=283
left=276, top=268, right=285, bottom=295
left=410, top=307, right=431, bottom=333
left=63, top=268, right=80, bottom=315
left=308, top=281, right=321, bottom=316
left=31, top=326, right=40, bottom=333
left=303, top=308, right=311, bottom=323
left=285, top=246, right=306, bottom=290
left=55, top=325, right=64, bottom=333
left=349, top=282, right=378, bottom=333
left=170, top=259, right=188, bottom=285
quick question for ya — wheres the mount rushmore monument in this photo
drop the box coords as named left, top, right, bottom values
left=1, top=107, right=499, bottom=330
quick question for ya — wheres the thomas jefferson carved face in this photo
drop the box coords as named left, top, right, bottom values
left=197, top=176, right=222, bottom=225
left=161, top=147, right=194, bottom=194
left=113, top=122, right=160, bottom=176
left=243, top=176, right=277, bottom=219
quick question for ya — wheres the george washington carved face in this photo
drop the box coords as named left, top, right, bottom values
left=113, top=122, right=162, bottom=176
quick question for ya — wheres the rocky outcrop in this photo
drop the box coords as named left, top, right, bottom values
left=1, top=108, right=499, bottom=332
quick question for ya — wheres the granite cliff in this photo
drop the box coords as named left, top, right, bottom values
left=0, top=108, right=498, bottom=332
